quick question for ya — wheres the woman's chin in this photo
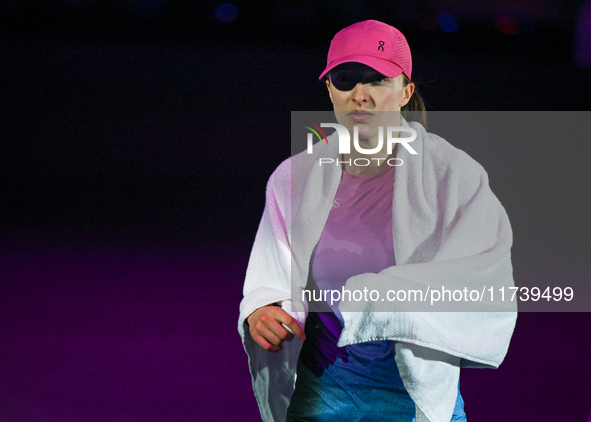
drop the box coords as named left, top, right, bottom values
left=352, top=124, right=381, bottom=141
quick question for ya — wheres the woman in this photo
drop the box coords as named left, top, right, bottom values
left=239, top=20, right=516, bottom=422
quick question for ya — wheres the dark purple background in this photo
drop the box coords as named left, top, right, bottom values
left=2, top=3, right=591, bottom=421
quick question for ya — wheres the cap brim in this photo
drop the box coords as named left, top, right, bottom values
left=318, top=54, right=404, bottom=80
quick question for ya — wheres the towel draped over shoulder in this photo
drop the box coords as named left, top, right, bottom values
left=238, top=119, right=517, bottom=422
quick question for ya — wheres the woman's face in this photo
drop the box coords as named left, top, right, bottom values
left=326, top=62, right=414, bottom=140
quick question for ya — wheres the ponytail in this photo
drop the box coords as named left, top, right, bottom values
left=401, top=74, right=427, bottom=129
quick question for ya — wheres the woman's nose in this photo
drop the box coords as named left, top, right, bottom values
left=351, top=82, right=369, bottom=104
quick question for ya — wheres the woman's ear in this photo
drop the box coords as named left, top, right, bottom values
left=326, top=78, right=333, bottom=103
left=401, top=81, right=415, bottom=107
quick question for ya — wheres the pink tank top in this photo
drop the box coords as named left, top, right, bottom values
left=311, top=164, right=396, bottom=314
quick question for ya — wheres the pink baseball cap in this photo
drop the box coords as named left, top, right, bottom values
left=318, top=20, right=412, bottom=80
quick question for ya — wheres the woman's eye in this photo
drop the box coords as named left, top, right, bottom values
left=334, top=74, right=352, bottom=82
left=330, top=73, right=357, bottom=91
left=372, top=76, right=388, bottom=84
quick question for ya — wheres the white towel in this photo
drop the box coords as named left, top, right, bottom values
left=239, top=118, right=517, bottom=422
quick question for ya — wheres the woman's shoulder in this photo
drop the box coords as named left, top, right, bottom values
left=410, top=121, right=487, bottom=179
left=267, top=131, right=337, bottom=187
left=265, top=157, right=292, bottom=198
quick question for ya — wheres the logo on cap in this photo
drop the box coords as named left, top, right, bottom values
left=378, top=40, right=385, bottom=51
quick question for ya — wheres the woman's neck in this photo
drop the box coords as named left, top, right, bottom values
left=342, top=141, right=399, bottom=175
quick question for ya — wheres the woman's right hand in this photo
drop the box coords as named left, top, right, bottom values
left=247, top=305, right=306, bottom=352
